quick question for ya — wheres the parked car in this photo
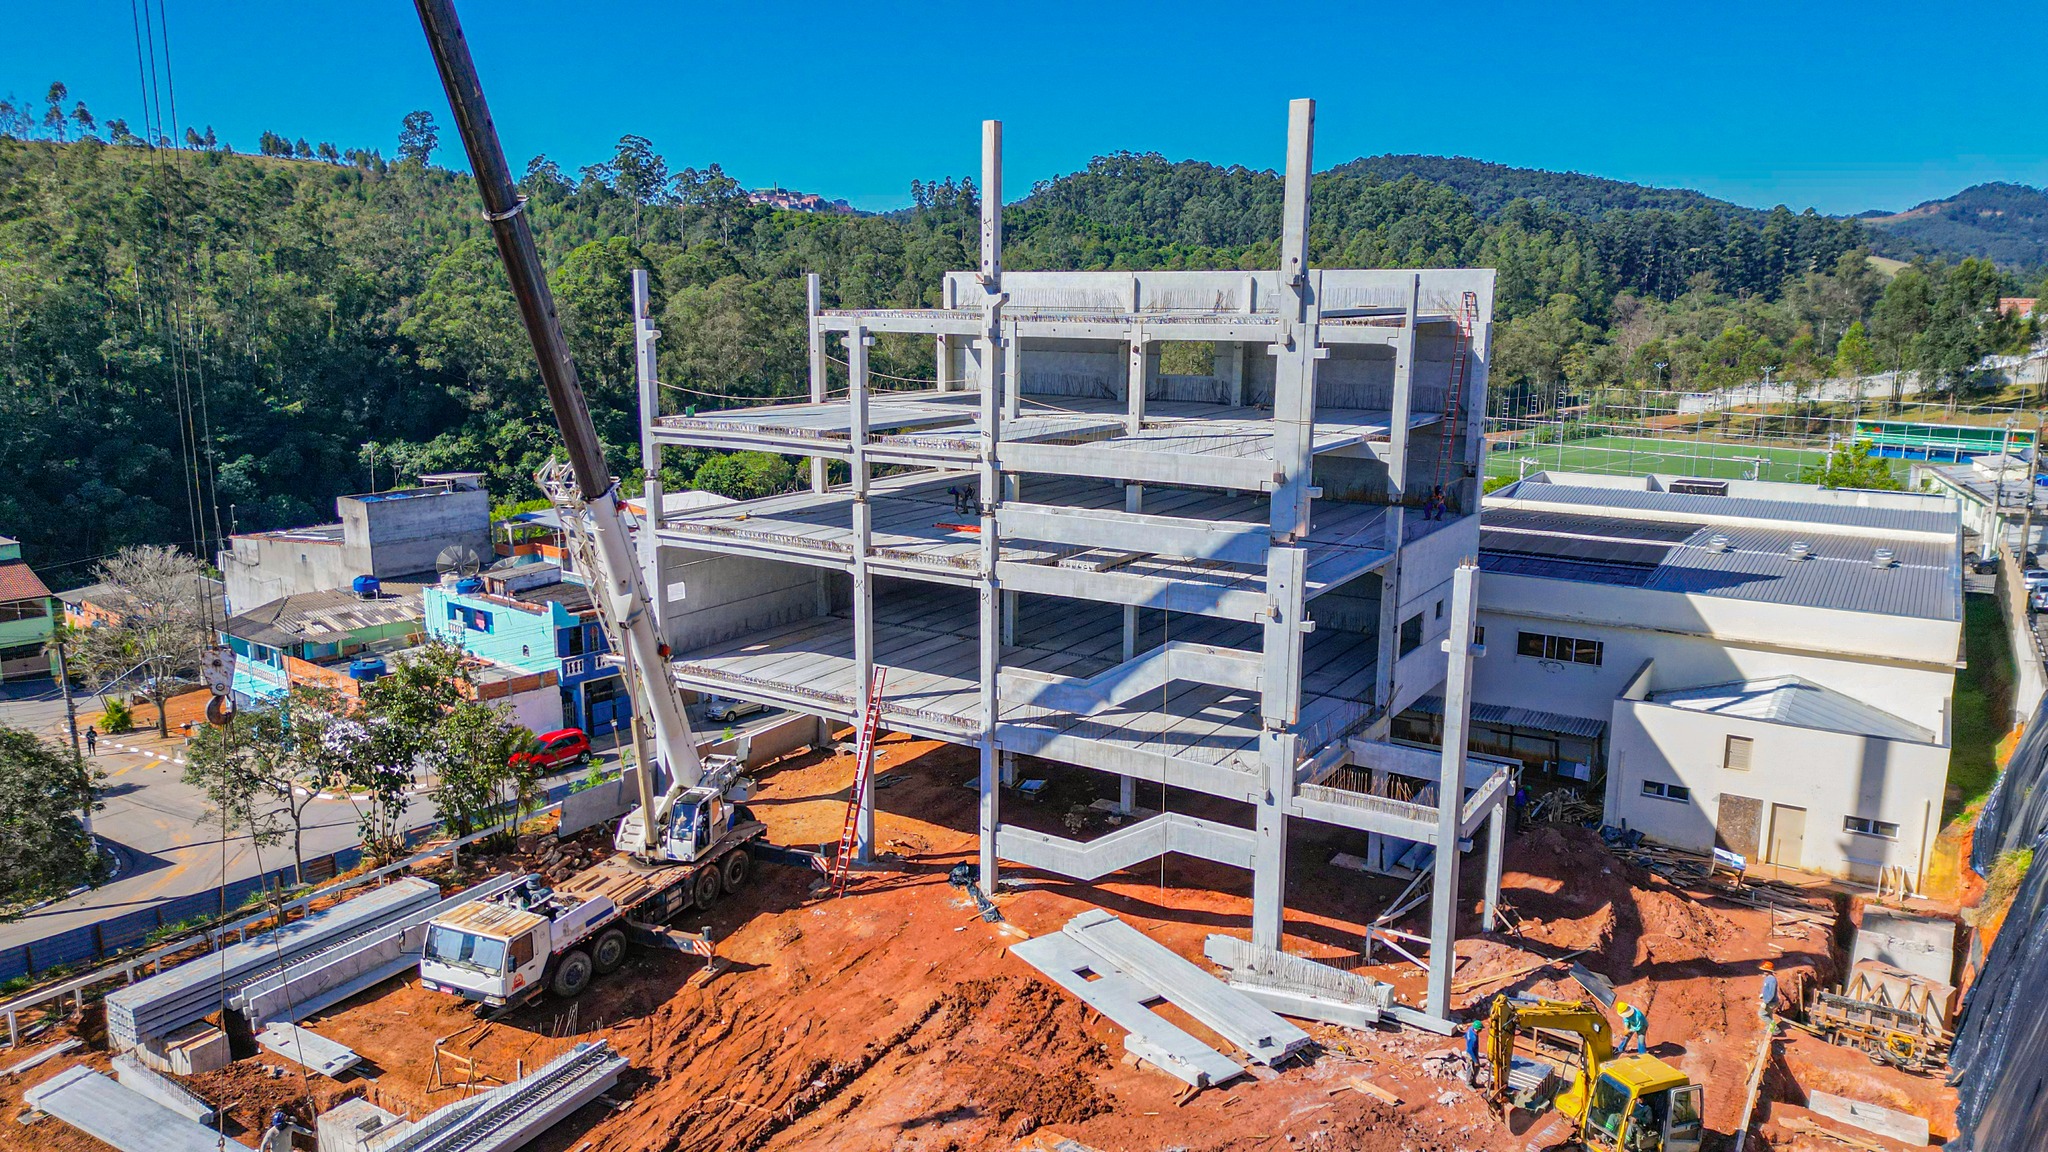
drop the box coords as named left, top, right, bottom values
left=2023, top=567, right=2048, bottom=591
left=511, top=728, right=591, bottom=771
left=702, top=696, right=768, bottom=723
left=2032, top=586, right=2048, bottom=615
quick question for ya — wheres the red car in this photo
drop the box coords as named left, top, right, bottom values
left=512, top=728, right=591, bottom=771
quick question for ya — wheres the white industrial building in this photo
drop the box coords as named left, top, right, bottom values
left=1397, top=471, right=1964, bottom=884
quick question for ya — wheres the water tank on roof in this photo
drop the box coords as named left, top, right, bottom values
left=454, top=576, right=484, bottom=595
left=352, top=575, right=382, bottom=599
left=348, top=657, right=388, bottom=682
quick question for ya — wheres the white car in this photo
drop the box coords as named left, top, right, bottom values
left=702, top=696, right=768, bottom=723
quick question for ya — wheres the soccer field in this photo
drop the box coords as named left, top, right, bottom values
left=1485, top=435, right=1831, bottom=483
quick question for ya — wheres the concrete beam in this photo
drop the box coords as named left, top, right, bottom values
left=1000, top=641, right=1262, bottom=713
left=994, top=560, right=1267, bottom=622
left=995, top=812, right=1258, bottom=880
left=997, top=502, right=1269, bottom=565
left=1000, top=442, right=1274, bottom=493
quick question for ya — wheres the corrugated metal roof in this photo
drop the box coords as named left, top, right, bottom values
left=226, top=585, right=424, bottom=648
left=1507, top=479, right=1957, bottom=535
left=1648, top=675, right=1936, bottom=743
left=1409, top=694, right=1609, bottom=740
left=1479, top=505, right=1961, bottom=621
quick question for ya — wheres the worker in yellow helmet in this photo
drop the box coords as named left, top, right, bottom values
left=1616, top=999, right=1648, bottom=1054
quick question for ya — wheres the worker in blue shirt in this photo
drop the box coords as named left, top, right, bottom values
left=1759, top=961, right=1779, bottom=1034
left=1464, top=1019, right=1483, bottom=1087
left=1615, top=999, right=1648, bottom=1054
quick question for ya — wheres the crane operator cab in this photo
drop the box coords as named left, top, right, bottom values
left=1578, top=1058, right=1704, bottom=1152
left=665, top=786, right=729, bottom=863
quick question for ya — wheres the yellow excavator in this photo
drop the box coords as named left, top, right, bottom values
left=1484, top=994, right=1705, bottom=1152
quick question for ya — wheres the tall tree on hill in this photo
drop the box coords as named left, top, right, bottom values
left=65, top=547, right=216, bottom=738
left=397, top=110, right=439, bottom=167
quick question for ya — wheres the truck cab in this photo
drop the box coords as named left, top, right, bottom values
left=1578, top=1057, right=1704, bottom=1152
left=418, top=876, right=617, bottom=1007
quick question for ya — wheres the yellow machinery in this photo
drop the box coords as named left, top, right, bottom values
left=1485, top=995, right=1704, bottom=1152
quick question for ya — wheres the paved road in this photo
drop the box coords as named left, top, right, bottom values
left=0, top=680, right=618, bottom=955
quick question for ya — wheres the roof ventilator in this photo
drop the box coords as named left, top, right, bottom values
left=1787, top=541, right=1812, bottom=562
left=1872, top=547, right=1895, bottom=569
left=1707, top=534, right=1731, bottom=553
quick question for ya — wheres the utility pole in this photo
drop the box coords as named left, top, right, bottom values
left=1990, top=417, right=2017, bottom=564
left=49, top=623, right=92, bottom=838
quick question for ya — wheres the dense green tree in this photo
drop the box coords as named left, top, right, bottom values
left=397, top=110, right=439, bottom=167
left=0, top=725, right=103, bottom=914
left=1799, top=438, right=1903, bottom=490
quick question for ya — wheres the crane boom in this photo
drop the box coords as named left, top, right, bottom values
left=411, top=0, right=705, bottom=846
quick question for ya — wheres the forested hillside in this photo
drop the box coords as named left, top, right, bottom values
left=1863, top=183, right=2048, bottom=268
left=1329, top=154, right=1749, bottom=219
left=1, top=91, right=2040, bottom=583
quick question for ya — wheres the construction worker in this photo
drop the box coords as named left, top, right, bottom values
left=1616, top=999, right=1648, bottom=1054
left=1759, top=961, right=1779, bottom=1034
left=1463, top=1019, right=1482, bottom=1087
left=260, top=1110, right=309, bottom=1152
left=84, top=726, right=97, bottom=756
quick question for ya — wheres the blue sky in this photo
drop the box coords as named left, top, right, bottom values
left=3, top=1, right=2032, bottom=215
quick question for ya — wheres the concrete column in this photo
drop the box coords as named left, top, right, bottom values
left=1001, top=749, right=1017, bottom=787
left=976, top=119, right=1005, bottom=893
left=938, top=276, right=957, bottom=393
left=1374, top=511, right=1405, bottom=713
left=1126, top=327, right=1148, bottom=435
left=1251, top=729, right=1296, bottom=949
left=1426, top=561, right=1482, bottom=1019
left=807, top=272, right=828, bottom=494
left=848, top=326, right=877, bottom=862
left=1004, top=318, right=1021, bottom=420
left=1483, top=802, right=1506, bottom=933
left=1217, top=342, right=1246, bottom=407
left=1386, top=273, right=1421, bottom=507
left=1119, top=773, right=1136, bottom=816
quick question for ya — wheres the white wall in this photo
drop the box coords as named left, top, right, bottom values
left=1474, top=575, right=1958, bottom=737
left=504, top=683, right=564, bottom=737
left=1608, top=700, right=1949, bottom=883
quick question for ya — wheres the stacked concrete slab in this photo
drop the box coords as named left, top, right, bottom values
left=230, top=874, right=526, bottom=1029
left=105, top=877, right=440, bottom=1052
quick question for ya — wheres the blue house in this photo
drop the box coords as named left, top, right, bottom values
left=424, top=565, right=631, bottom=738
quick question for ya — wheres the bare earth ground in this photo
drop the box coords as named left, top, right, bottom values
left=0, top=734, right=1961, bottom=1151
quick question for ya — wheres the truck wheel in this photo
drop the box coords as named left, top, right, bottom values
left=722, top=850, right=750, bottom=892
left=591, top=929, right=628, bottom=975
left=551, top=949, right=594, bottom=997
left=692, top=865, right=722, bottom=909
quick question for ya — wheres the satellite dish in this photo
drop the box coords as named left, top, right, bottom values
left=436, top=544, right=485, bottom=578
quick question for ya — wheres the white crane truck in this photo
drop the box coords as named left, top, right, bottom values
left=408, top=0, right=810, bottom=1008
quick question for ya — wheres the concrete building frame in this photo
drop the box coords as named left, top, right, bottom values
left=634, top=101, right=1508, bottom=1018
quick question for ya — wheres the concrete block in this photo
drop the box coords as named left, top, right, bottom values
left=1850, top=908, right=1955, bottom=987
left=318, top=1097, right=401, bottom=1152
left=1808, top=1089, right=1930, bottom=1146
left=136, top=1021, right=230, bottom=1077
left=258, top=1022, right=361, bottom=1078
left=112, top=1054, right=215, bottom=1125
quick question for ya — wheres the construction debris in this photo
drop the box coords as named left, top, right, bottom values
left=23, top=1065, right=251, bottom=1152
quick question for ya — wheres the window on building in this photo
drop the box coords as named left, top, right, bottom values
left=1516, top=630, right=1603, bottom=666
left=560, top=624, right=586, bottom=658
left=1434, top=599, right=1444, bottom=620
left=1844, top=816, right=1899, bottom=839
left=1641, top=780, right=1691, bottom=802
left=447, top=605, right=494, bottom=634
left=1399, top=613, right=1424, bottom=657
left=1723, top=735, right=1753, bottom=772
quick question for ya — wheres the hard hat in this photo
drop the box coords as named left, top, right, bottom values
left=1615, top=1001, right=1632, bottom=1015
left=271, top=1111, right=288, bottom=1128
left=1760, top=960, right=1775, bottom=971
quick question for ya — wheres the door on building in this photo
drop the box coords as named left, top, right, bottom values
left=1716, top=794, right=1763, bottom=861
left=1767, top=803, right=1807, bottom=868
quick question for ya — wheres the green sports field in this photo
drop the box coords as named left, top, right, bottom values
left=1485, top=435, right=1831, bottom=483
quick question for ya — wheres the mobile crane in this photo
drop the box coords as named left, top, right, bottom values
left=1484, top=994, right=1705, bottom=1152
left=408, top=0, right=774, bottom=1008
